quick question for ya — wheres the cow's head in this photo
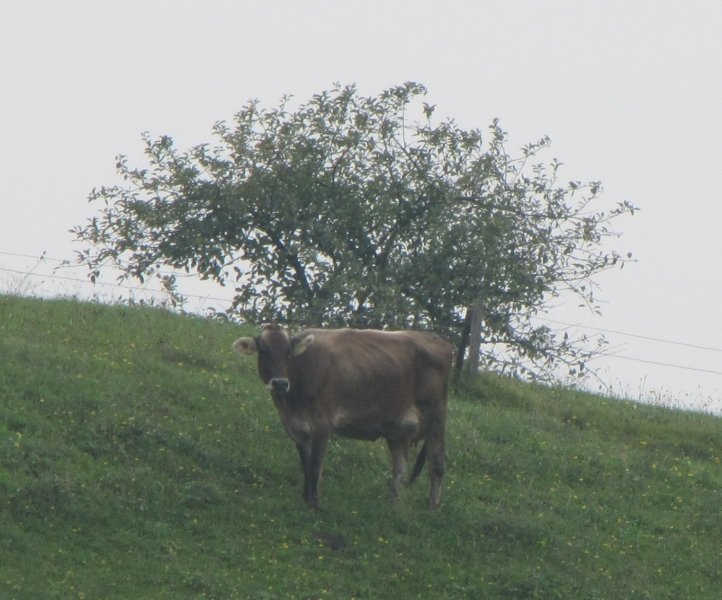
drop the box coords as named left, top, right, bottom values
left=233, top=325, right=315, bottom=394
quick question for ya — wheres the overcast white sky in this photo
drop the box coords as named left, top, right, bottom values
left=2, top=1, right=721, bottom=412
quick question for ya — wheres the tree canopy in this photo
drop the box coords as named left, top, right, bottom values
left=73, top=82, right=635, bottom=380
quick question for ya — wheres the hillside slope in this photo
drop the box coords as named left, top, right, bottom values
left=1, top=296, right=721, bottom=599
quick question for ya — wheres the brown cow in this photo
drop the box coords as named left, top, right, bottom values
left=233, top=325, right=452, bottom=509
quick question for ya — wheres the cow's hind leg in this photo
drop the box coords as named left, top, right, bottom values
left=386, top=439, right=408, bottom=501
left=427, top=439, right=445, bottom=509
left=427, top=417, right=446, bottom=509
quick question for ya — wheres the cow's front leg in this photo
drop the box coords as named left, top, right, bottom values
left=386, top=439, right=408, bottom=501
left=304, top=431, right=330, bottom=510
left=295, top=440, right=313, bottom=504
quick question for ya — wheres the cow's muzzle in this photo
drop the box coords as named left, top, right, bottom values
left=269, top=377, right=290, bottom=393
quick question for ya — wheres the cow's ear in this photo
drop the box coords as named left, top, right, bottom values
left=291, top=334, right=315, bottom=356
left=233, top=337, right=258, bottom=355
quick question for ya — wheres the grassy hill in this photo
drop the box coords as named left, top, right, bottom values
left=1, top=296, right=721, bottom=599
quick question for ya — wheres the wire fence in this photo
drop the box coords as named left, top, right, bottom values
left=2, top=249, right=721, bottom=413
left=0, top=250, right=235, bottom=315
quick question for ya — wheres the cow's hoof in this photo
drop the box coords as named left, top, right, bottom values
left=304, top=496, right=320, bottom=511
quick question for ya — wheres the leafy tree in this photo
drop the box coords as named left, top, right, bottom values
left=73, top=82, right=635, bottom=381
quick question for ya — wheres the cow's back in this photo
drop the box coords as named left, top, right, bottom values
left=290, top=328, right=451, bottom=406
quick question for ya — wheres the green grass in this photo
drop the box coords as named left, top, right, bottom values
left=1, top=296, right=721, bottom=599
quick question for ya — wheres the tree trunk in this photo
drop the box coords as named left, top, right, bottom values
left=453, top=310, right=472, bottom=381
left=454, top=303, right=483, bottom=386
left=466, top=303, right=483, bottom=378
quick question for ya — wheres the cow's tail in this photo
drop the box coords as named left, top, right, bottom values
left=407, top=442, right=427, bottom=486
